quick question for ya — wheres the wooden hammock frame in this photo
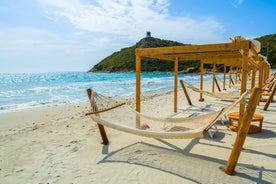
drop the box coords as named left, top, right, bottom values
left=135, top=39, right=269, bottom=117
left=134, top=37, right=266, bottom=175
left=85, top=37, right=268, bottom=176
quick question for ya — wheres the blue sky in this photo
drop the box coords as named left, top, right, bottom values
left=0, top=0, right=275, bottom=73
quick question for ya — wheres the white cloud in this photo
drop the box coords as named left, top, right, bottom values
left=0, top=27, right=117, bottom=73
left=230, top=0, right=244, bottom=8
left=0, top=28, right=59, bottom=50
left=37, top=0, right=225, bottom=43
left=0, top=0, right=227, bottom=73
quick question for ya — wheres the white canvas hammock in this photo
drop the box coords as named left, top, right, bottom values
left=183, top=81, right=241, bottom=100
left=86, top=89, right=249, bottom=142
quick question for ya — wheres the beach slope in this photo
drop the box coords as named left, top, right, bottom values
left=0, top=88, right=276, bottom=183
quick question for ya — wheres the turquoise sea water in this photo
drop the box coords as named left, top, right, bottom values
left=0, top=72, right=217, bottom=112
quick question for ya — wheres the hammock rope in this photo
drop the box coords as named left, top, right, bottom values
left=85, top=89, right=249, bottom=139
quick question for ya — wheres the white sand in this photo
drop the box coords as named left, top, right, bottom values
left=0, top=84, right=276, bottom=183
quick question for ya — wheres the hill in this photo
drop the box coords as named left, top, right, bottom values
left=256, top=34, right=276, bottom=68
left=89, top=34, right=276, bottom=72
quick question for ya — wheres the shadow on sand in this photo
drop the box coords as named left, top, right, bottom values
left=98, top=139, right=276, bottom=183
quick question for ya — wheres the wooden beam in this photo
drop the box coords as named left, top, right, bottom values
left=265, top=62, right=270, bottom=80
left=238, top=50, right=249, bottom=127
left=199, top=61, right=204, bottom=101
left=251, top=68, right=256, bottom=89
left=214, top=77, right=221, bottom=92
left=238, top=50, right=248, bottom=128
left=136, top=55, right=141, bottom=128
left=258, top=61, right=264, bottom=89
left=225, top=87, right=262, bottom=175
left=86, top=89, right=109, bottom=145
left=263, top=83, right=276, bottom=111
left=141, top=51, right=243, bottom=62
left=180, top=80, right=193, bottom=105
left=212, top=64, right=216, bottom=93
left=174, top=57, right=179, bottom=113
left=229, top=66, right=234, bottom=88
left=202, top=58, right=242, bottom=67
left=223, top=65, right=226, bottom=90
left=135, top=41, right=250, bottom=56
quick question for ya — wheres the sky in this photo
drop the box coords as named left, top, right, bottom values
left=0, top=0, right=275, bottom=73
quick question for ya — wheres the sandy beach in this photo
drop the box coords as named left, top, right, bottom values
left=0, top=83, right=276, bottom=183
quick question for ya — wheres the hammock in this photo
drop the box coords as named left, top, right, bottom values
left=85, top=89, right=249, bottom=141
left=184, top=81, right=241, bottom=100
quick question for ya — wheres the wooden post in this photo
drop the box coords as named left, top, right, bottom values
left=86, top=89, right=109, bottom=145
left=261, top=62, right=266, bottom=85
left=224, top=87, right=262, bottom=175
left=180, top=80, right=192, bottom=105
left=266, top=64, right=270, bottom=80
left=258, top=61, right=264, bottom=89
left=223, top=65, right=226, bottom=90
left=229, top=67, right=234, bottom=88
left=214, top=77, right=221, bottom=92
left=251, top=68, right=256, bottom=90
left=136, top=55, right=141, bottom=128
left=264, top=63, right=270, bottom=81
left=238, top=50, right=249, bottom=125
left=258, top=61, right=264, bottom=104
left=212, top=63, right=216, bottom=93
left=174, top=57, right=179, bottom=113
left=199, top=61, right=204, bottom=101
left=236, top=68, right=242, bottom=84
left=258, top=71, right=262, bottom=90
left=263, top=84, right=276, bottom=111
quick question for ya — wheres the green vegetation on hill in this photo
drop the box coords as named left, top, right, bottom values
left=90, top=46, right=136, bottom=72
left=89, top=34, right=276, bottom=72
left=89, top=36, right=196, bottom=73
left=255, top=34, right=276, bottom=68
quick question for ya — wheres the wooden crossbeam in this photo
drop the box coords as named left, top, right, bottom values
left=136, top=41, right=251, bottom=56
left=140, top=51, right=243, bottom=61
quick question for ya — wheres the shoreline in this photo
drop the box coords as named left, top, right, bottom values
left=0, top=89, right=176, bottom=136
left=4, top=69, right=276, bottom=114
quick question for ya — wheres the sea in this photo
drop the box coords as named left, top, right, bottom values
left=0, top=72, right=218, bottom=113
